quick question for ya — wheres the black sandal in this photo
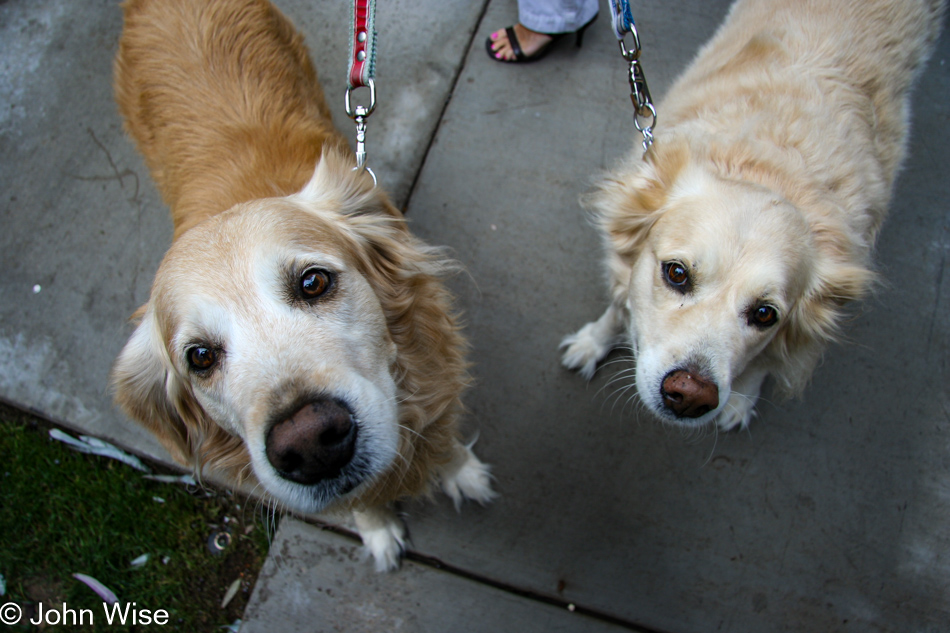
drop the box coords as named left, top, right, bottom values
left=485, top=13, right=598, bottom=64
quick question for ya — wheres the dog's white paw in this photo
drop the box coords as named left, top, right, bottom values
left=560, top=304, right=626, bottom=379
left=441, top=444, right=497, bottom=511
left=353, top=507, right=406, bottom=572
left=362, top=523, right=406, bottom=572
left=560, top=326, right=609, bottom=379
left=716, top=392, right=758, bottom=432
left=716, top=368, right=766, bottom=432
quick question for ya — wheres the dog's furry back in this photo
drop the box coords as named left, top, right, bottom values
left=661, top=0, right=943, bottom=247
left=115, top=0, right=345, bottom=237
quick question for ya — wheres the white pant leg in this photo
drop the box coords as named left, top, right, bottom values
left=518, top=0, right=599, bottom=34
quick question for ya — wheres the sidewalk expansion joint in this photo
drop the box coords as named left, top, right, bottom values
left=401, top=0, right=493, bottom=215
left=302, top=516, right=670, bottom=633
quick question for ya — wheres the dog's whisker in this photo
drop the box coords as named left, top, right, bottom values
left=624, top=392, right=646, bottom=419
left=389, top=450, right=412, bottom=471
left=607, top=382, right=640, bottom=416
left=597, top=370, right=637, bottom=401
left=397, top=423, right=429, bottom=442
left=596, top=354, right=636, bottom=370
left=601, top=377, right=631, bottom=405
left=603, top=383, right=630, bottom=408
left=601, top=364, right=637, bottom=385
left=394, top=387, right=421, bottom=406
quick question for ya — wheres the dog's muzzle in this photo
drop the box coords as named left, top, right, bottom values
left=660, top=369, right=719, bottom=419
left=265, top=397, right=358, bottom=485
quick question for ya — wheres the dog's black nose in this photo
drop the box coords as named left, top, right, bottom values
left=661, top=369, right=719, bottom=418
left=266, top=398, right=357, bottom=485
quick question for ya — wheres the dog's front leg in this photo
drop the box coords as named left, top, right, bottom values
left=716, top=366, right=769, bottom=432
left=560, top=302, right=627, bottom=379
left=353, top=505, right=406, bottom=572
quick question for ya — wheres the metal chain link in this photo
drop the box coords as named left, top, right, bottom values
left=616, top=19, right=656, bottom=152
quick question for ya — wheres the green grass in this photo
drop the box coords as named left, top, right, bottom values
left=0, top=403, right=274, bottom=632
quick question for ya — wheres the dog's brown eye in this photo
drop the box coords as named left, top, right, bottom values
left=663, top=261, right=691, bottom=292
left=300, top=268, right=332, bottom=299
left=749, top=305, right=778, bottom=328
left=187, top=346, right=218, bottom=372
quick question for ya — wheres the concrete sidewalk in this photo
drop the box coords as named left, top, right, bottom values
left=2, top=0, right=950, bottom=631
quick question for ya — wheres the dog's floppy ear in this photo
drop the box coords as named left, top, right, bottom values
left=112, top=308, right=195, bottom=466
left=770, top=253, right=875, bottom=395
left=345, top=220, right=470, bottom=508
left=587, top=138, right=690, bottom=303
left=112, top=308, right=250, bottom=480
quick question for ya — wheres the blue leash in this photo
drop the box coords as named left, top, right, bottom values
left=608, top=0, right=636, bottom=39
left=608, top=0, right=656, bottom=152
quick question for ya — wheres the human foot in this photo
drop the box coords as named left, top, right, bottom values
left=486, top=24, right=554, bottom=62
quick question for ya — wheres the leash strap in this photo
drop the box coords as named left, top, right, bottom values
left=348, top=0, right=377, bottom=89
left=608, top=0, right=635, bottom=39
left=608, top=0, right=656, bottom=152
left=345, top=0, right=377, bottom=182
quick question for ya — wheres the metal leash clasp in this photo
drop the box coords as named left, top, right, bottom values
left=344, top=78, right=377, bottom=185
left=615, top=15, right=656, bottom=152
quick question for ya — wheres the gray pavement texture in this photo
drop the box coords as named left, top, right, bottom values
left=241, top=517, right=632, bottom=633
left=2, top=0, right=949, bottom=631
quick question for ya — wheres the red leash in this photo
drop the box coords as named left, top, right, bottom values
left=347, top=0, right=376, bottom=90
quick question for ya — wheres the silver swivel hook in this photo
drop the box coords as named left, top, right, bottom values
left=344, top=79, right=377, bottom=185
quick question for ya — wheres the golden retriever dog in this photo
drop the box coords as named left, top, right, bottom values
left=111, top=0, right=494, bottom=570
left=562, top=0, right=944, bottom=431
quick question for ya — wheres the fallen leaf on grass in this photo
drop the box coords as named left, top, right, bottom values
left=220, top=578, right=241, bottom=609
left=49, top=429, right=151, bottom=473
left=72, top=573, right=118, bottom=605
left=130, top=554, right=149, bottom=568
left=143, top=473, right=198, bottom=486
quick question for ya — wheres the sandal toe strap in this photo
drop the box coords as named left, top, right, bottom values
left=505, top=26, right=526, bottom=61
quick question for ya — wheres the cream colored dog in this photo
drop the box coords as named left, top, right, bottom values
left=563, top=0, right=944, bottom=430
left=111, top=0, right=494, bottom=570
